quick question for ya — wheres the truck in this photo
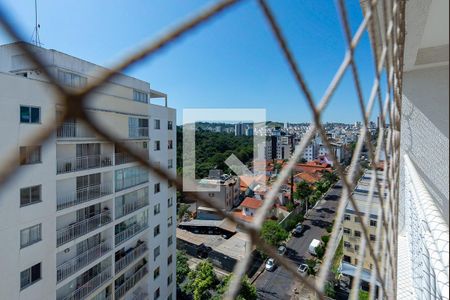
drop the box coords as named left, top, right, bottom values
left=308, top=239, right=323, bottom=256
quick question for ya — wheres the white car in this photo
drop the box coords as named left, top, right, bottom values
left=265, top=258, right=276, bottom=271
left=277, top=245, right=287, bottom=256
left=297, top=263, right=309, bottom=276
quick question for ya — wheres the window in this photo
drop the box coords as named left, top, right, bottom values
left=154, top=183, right=160, bottom=194
left=167, top=293, right=173, bottom=300
left=20, top=185, right=41, bottom=207
left=344, top=214, right=351, bottom=221
left=167, top=254, right=173, bottom=266
left=168, top=235, right=173, bottom=247
left=167, top=217, right=173, bottom=227
left=154, top=119, right=160, bottom=129
left=128, top=117, right=148, bottom=138
left=154, top=140, right=160, bottom=151
left=168, top=198, right=173, bottom=208
left=154, top=267, right=160, bottom=279
left=354, top=230, right=361, bottom=238
left=168, top=180, right=173, bottom=188
left=154, top=288, right=160, bottom=299
left=58, top=69, right=87, bottom=88
left=168, top=140, right=173, bottom=149
left=20, top=263, right=41, bottom=290
left=370, top=219, right=377, bottom=227
left=343, top=241, right=351, bottom=248
left=167, top=273, right=173, bottom=285
left=168, top=159, right=173, bottom=169
left=168, top=121, right=173, bottom=130
left=133, top=90, right=148, bottom=103
left=355, top=245, right=360, bottom=251
left=115, top=166, right=148, bottom=191
left=20, top=224, right=42, bottom=248
left=20, top=106, right=40, bottom=123
left=370, top=234, right=376, bottom=241
left=354, top=216, right=361, bottom=222
left=154, top=225, right=160, bottom=237
left=20, top=146, right=41, bottom=165
left=154, top=246, right=160, bottom=261
left=343, top=228, right=351, bottom=235
left=343, top=255, right=351, bottom=263
left=154, top=203, right=160, bottom=215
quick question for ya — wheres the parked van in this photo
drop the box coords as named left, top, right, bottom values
left=308, top=239, right=323, bottom=256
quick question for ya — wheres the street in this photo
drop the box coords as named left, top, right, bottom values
left=255, top=181, right=343, bottom=299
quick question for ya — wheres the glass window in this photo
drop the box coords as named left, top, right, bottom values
left=167, top=217, right=173, bottom=227
left=115, top=166, right=148, bottom=192
left=154, top=267, right=160, bottom=279
left=354, top=230, right=361, bottom=237
left=344, top=214, right=351, bottom=221
left=154, top=288, right=160, bottom=299
left=168, top=140, right=173, bottom=149
left=20, top=146, right=41, bottom=165
left=168, top=121, right=173, bottom=130
left=343, top=228, right=351, bottom=235
left=168, top=159, right=173, bottom=169
left=58, top=70, right=87, bottom=88
left=168, top=235, right=173, bottom=247
left=133, top=90, right=148, bottom=103
left=370, top=219, right=377, bottom=227
left=20, top=185, right=41, bottom=207
left=154, top=246, right=160, bottom=261
left=154, top=203, right=160, bottom=215
left=154, top=225, right=160, bottom=237
left=154, top=119, right=160, bottom=129
left=167, top=273, right=173, bottom=285
left=20, top=263, right=41, bottom=290
left=128, top=117, right=149, bottom=138
left=20, top=224, right=42, bottom=248
left=154, top=141, right=160, bottom=151
left=167, top=254, right=173, bottom=265
left=20, top=106, right=40, bottom=123
left=370, top=234, right=376, bottom=241
left=154, top=183, right=160, bottom=194
left=168, top=198, right=173, bottom=208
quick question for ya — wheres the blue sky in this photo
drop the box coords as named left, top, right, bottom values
left=0, top=0, right=384, bottom=124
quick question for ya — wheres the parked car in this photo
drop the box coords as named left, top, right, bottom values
left=308, top=239, right=323, bottom=256
left=292, top=224, right=303, bottom=236
left=265, top=258, right=276, bottom=271
left=297, top=263, right=309, bottom=276
left=278, top=245, right=287, bottom=256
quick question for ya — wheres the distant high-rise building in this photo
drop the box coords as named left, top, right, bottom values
left=235, top=123, right=244, bottom=136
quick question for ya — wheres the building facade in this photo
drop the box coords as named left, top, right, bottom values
left=0, top=42, right=176, bottom=300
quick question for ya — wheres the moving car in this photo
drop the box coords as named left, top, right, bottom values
left=308, top=239, right=323, bottom=256
left=265, top=258, right=275, bottom=271
left=292, top=224, right=303, bottom=236
left=297, top=263, right=309, bottom=276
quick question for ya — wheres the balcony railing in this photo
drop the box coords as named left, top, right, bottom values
left=115, top=243, right=148, bottom=274
left=115, top=151, right=149, bottom=165
left=115, top=222, right=149, bottom=246
left=57, top=154, right=113, bottom=174
left=116, top=196, right=149, bottom=219
left=57, top=211, right=112, bottom=247
left=57, top=240, right=111, bottom=283
left=59, top=267, right=112, bottom=300
left=128, top=127, right=149, bottom=138
left=57, top=123, right=96, bottom=139
left=115, top=176, right=149, bottom=192
left=57, top=183, right=113, bottom=211
left=114, top=266, right=148, bottom=300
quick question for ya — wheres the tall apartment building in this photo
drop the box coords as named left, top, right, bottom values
left=342, top=170, right=384, bottom=282
left=0, top=42, right=176, bottom=300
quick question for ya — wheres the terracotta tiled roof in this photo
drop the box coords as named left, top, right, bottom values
left=241, top=197, right=263, bottom=209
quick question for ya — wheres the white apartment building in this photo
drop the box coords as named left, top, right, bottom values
left=0, top=42, right=176, bottom=300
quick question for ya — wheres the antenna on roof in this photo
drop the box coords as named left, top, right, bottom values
left=31, top=0, right=42, bottom=46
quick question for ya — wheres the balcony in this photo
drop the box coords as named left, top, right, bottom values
left=116, top=195, right=149, bottom=219
left=128, top=127, right=149, bottom=139
left=115, top=151, right=149, bottom=165
left=59, top=267, right=112, bottom=300
left=115, top=242, right=148, bottom=274
left=57, top=211, right=112, bottom=247
left=57, top=123, right=96, bottom=139
left=57, top=183, right=113, bottom=211
left=115, top=222, right=149, bottom=246
left=57, top=240, right=111, bottom=283
left=57, top=154, right=113, bottom=174
left=114, top=266, right=148, bottom=300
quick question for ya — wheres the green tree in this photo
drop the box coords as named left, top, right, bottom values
left=359, top=289, right=369, bottom=300
left=294, top=181, right=313, bottom=201
left=184, top=260, right=218, bottom=300
left=177, top=203, right=190, bottom=221
left=176, top=251, right=190, bottom=285
left=260, top=220, right=288, bottom=246
left=324, top=281, right=336, bottom=298
left=213, top=274, right=257, bottom=300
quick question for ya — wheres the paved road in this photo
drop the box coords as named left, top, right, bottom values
left=255, top=181, right=343, bottom=299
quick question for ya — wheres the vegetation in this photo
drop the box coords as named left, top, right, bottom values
left=260, top=220, right=289, bottom=247
left=321, top=235, right=330, bottom=245
left=177, top=203, right=190, bottom=221
left=306, top=259, right=317, bottom=276
left=331, top=238, right=344, bottom=277
left=184, top=260, right=218, bottom=300
left=324, top=281, right=336, bottom=298
left=176, top=251, right=190, bottom=285
left=213, top=274, right=257, bottom=300
left=283, top=213, right=304, bottom=232
left=359, top=289, right=370, bottom=300
left=177, top=127, right=253, bottom=178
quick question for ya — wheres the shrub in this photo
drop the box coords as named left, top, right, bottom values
left=306, top=259, right=317, bottom=275
left=315, top=245, right=325, bottom=259
left=321, top=235, right=330, bottom=245
left=326, top=225, right=333, bottom=233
